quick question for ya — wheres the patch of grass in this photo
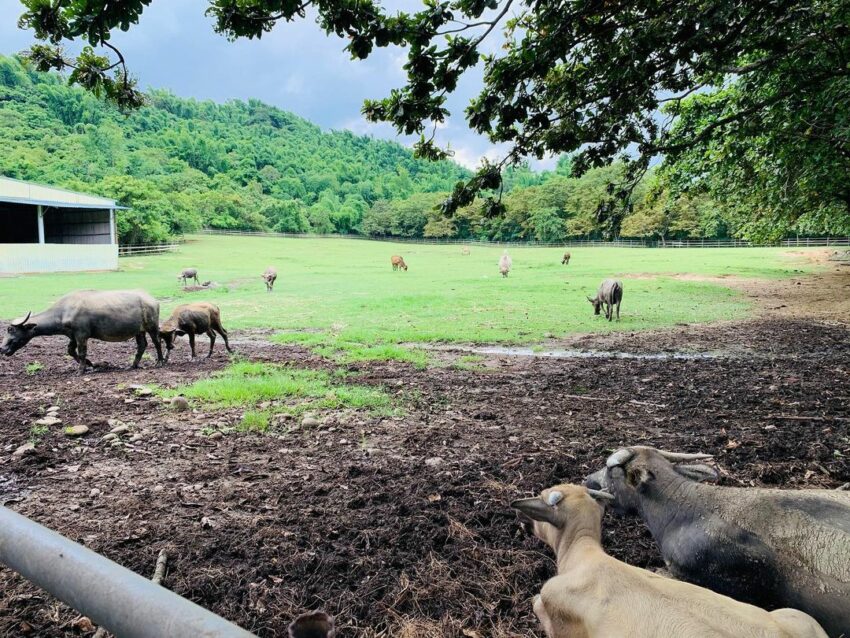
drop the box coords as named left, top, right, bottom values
left=275, top=332, right=429, bottom=368
left=25, top=361, right=44, bottom=375
left=158, top=361, right=391, bottom=415
left=238, top=410, right=271, bottom=433
left=29, top=423, right=48, bottom=442
left=452, top=354, right=486, bottom=371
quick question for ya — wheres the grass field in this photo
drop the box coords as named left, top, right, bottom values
left=0, top=235, right=818, bottom=355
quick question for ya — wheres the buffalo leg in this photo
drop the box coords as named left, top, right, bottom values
left=188, top=332, right=197, bottom=358
left=148, top=328, right=164, bottom=365
left=76, top=338, right=90, bottom=373
left=615, top=300, right=621, bottom=321
left=206, top=330, right=216, bottom=358
left=67, top=338, right=80, bottom=363
left=133, top=334, right=148, bottom=368
left=215, top=324, right=233, bottom=353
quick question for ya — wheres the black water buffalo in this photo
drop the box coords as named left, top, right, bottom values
left=585, top=446, right=850, bottom=637
left=587, top=278, right=622, bottom=321
left=178, top=268, right=200, bottom=286
left=159, top=301, right=233, bottom=361
left=1, top=290, right=163, bottom=373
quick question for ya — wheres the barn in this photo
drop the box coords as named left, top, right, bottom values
left=0, top=176, right=122, bottom=273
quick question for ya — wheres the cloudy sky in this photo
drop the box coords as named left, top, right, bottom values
left=0, top=0, right=550, bottom=170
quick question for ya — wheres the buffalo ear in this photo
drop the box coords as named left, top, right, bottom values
left=586, top=296, right=595, bottom=303
left=674, top=463, right=719, bottom=483
left=626, top=466, right=654, bottom=490
left=511, top=498, right=563, bottom=528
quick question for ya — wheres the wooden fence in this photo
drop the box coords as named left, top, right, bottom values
left=198, top=229, right=850, bottom=249
left=118, top=243, right=181, bottom=256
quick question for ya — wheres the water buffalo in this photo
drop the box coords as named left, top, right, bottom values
left=0, top=290, right=163, bottom=373
left=561, top=252, right=571, bottom=265
left=391, top=255, right=408, bottom=271
left=499, top=250, right=512, bottom=277
left=178, top=268, right=200, bottom=286
left=262, top=266, right=277, bottom=292
left=585, top=446, right=850, bottom=636
left=159, top=302, right=233, bottom=361
left=587, top=279, right=622, bottom=321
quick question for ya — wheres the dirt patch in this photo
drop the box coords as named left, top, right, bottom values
left=1, top=283, right=849, bottom=636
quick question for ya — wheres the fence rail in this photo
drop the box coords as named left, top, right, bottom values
left=118, top=243, right=181, bottom=256
left=198, top=229, right=850, bottom=249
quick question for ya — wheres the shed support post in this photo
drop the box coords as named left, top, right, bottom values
left=37, top=205, right=45, bottom=244
left=109, top=208, right=116, bottom=244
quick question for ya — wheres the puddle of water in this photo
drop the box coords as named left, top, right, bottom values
left=423, top=344, right=723, bottom=360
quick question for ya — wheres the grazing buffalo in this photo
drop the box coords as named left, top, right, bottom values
left=159, top=302, right=233, bottom=361
left=587, top=279, right=622, bottom=321
left=585, top=446, right=850, bottom=636
left=391, top=255, right=408, bottom=271
left=262, top=266, right=277, bottom=292
left=0, top=290, right=163, bottom=373
left=178, top=268, right=200, bottom=286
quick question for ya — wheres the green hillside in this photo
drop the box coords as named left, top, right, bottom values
left=0, top=55, right=469, bottom=243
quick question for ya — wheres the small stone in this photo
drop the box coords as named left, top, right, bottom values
left=64, top=425, right=89, bottom=437
left=35, top=416, right=61, bottom=427
left=46, top=406, right=60, bottom=414
left=763, top=425, right=777, bottom=431
left=89, top=488, right=101, bottom=498
left=110, top=440, right=124, bottom=448
left=107, top=418, right=125, bottom=428
left=128, top=434, right=144, bottom=443
left=135, top=387, right=153, bottom=397
left=13, top=442, right=35, bottom=457
left=425, top=456, right=445, bottom=468
left=170, top=396, right=189, bottom=412
left=208, top=431, right=223, bottom=440
left=301, top=416, right=320, bottom=428
left=109, top=424, right=130, bottom=435
left=152, top=485, right=164, bottom=493
left=101, top=433, right=118, bottom=443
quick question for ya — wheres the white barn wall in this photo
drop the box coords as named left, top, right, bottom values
left=0, top=244, right=118, bottom=273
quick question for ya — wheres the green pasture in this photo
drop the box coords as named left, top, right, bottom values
left=0, top=235, right=818, bottom=355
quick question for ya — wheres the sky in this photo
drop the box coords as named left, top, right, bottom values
left=0, top=0, right=553, bottom=171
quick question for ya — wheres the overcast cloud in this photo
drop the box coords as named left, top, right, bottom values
left=0, top=0, right=555, bottom=171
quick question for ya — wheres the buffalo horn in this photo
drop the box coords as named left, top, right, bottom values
left=12, top=311, right=32, bottom=327
left=586, top=488, right=615, bottom=502
left=657, top=450, right=714, bottom=462
left=606, top=448, right=635, bottom=468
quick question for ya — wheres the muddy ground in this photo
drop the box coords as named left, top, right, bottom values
left=1, top=268, right=849, bottom=637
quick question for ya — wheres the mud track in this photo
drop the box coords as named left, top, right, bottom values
left=1, top=275, right=849, bottom=637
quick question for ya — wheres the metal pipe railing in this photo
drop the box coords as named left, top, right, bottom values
left=0, top=505, right=257, bottom=638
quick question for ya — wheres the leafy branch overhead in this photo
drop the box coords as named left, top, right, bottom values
left=15, top=0, right=850, bottom=229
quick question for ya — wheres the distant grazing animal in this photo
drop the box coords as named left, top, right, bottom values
left=178, top=268, right=200, bottom=286
left=587, top=278, right=622, bottom=321
left=262, top=266, right=277, bottom=292
left=585, top=446, right=850, bottom=636
left=288, top=611, right=335, bottom=638
left=512, top=484, right=828, bottom=638
left=499, top=250, right=512, bottom=277
left=0, top=290, right=163, bottom=373
left=461, top=246, right=471, bottom=256
left=561, top=252, right=571, bottom=265
left=159, top=302, right=233, bottom=361
left=391, top=255, right=408, bottom=271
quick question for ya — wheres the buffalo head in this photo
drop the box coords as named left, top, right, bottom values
left=585, top=446, right=718, bottom=515
left=586, top=296, right=602, bottom=315
left=1, top=312, right=36, bottom=356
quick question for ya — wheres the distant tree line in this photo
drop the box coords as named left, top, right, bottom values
left=0, top=55, right=467, bottom=244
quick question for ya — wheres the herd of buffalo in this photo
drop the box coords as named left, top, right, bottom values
left=3, top=258, right=849, bottom=638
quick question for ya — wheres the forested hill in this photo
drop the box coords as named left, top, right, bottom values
left=0, top=55, right=469, bottom=243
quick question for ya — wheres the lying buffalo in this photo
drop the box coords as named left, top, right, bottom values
left=159, top=302, right=233, bottom=361
left=585, top=446, right=850, bottom=637
left=1, top=290, right=163, bottom=373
